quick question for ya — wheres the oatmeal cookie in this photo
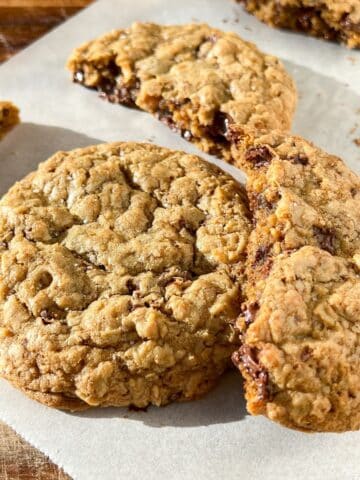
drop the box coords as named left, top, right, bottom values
left=230, top=128, right=360, bottom=298
left=67, top=22, right=296, bottom=159
left=237, top=0, right=360, bottom=48
left=229, top=128, right=360, bottom=431
left=233, top=246, right=360, bottom=432
left=0, top=102, right=19, bottom=139
left=0, top=142, right=251, bottom=410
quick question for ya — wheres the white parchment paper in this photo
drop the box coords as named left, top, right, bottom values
left=0, top=1, right=360, bottom=479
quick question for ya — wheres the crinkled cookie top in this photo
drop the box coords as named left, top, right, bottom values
left=0, top=142, right=250, bottom=409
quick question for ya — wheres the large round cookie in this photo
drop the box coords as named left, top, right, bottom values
left=67, top=22, right=297, bottom=159
left=0, top=142, right=250, bottom=410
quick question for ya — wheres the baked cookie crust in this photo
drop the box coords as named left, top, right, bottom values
left=230, top=128, right=360, bottom=431
left=0, top=142, right=251, bottom=410
left=237, top=0, right=360, bottom=48
left=233, top=246, right=360, bottom=432
left=67, top=22, right=296, bottom=159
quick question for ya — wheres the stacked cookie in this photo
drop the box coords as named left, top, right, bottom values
left=0, top=21, right=359, bottom=433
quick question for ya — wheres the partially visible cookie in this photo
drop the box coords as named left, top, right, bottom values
left=233, top=246, right=360, bottom=432
left=229, top=128, right=360, bottom=431
left=67, top=22, right=296, bottom=159
left=0, top=142, right=251, bottom=410
left=229, top=127, right=360, bottom=298
left=0, top=102, right=19, bottom=139
left=237, top=0, right=360, bottom=49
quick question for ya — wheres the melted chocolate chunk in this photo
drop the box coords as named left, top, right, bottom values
left=313, top=226, right=336, bottom=254
left=40, top=310, right=53, bottom=324
left=300, top=345, right=313, bottom=362
left=289, top=153, right=309, bottom=166
left=341, top=14, right=360, bottom=33
left=232, top=344, right=269, bottom=401
left=296, top=7, right=315, bottom=31
left=157, top=110, right=180, bottom=133
left=254, top=244, right=271, bottom=266
left=205, top=112, right=232, bottom=143
left=245, top=146, right=273, bottom=168
left=0, top=241, right=7, bottom=248
left=244, top=302, right=259, bottom=327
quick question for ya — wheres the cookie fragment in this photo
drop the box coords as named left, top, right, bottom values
left=0, top=102, right=19, bottom=139
left=230, top=127, right=360, bottom=295
left=0, top=142, right=251, bottom=410
left=237, top=0, right=360, bottom=48
left=236, top=246, right=360, bottom=432
left=230, top=128, right=360, bottom=432
left=67, top=22, right=296, bottom=159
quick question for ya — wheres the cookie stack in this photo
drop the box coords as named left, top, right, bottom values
left=0, top=21, right=359, bottom=434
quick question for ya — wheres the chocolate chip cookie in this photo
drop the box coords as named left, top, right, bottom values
left=67, top=22, right=296, bottom=159
left=0, top=142, right=251, bottom=410
left=233, top=246, right=360, bottom=432
left=229, top=128, right=360, bottom=431
left=237, top=0, right=360, bottom=48
left=230, top=128, right=360, bottom=297
left=0, top=102, right=19, bottom=139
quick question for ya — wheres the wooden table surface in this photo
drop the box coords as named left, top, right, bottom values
left=0, top=3, right=93, bottom=477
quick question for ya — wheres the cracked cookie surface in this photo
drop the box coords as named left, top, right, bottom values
left=233, top=246, right=360, bottom=432
left=0, top=102, right=19, bottom=140
left=0, top=142, right=251, bottom=410
left=229, top=128, right=360, bottom=431
left=67, top=22, right=296, bottom=159
left=230, top=128, right=360, bottom=298
left=237, top=0, right=360, bottom=48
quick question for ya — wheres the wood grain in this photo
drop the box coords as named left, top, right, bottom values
left=0, top=0, right=93, bottom=63
left=0, top=3, right=93, bottom=478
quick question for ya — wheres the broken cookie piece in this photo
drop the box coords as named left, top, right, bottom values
left=233, top=246, right=360, bottom=432
left=229, top=128, right=360, bottom=431
left=237, top=0, right=360, bottom=48
left=67, top=22, right=296, bottom=159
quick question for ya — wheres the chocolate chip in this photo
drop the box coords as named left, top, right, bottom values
left=296, top=7, right=314, bottom=31
left=290, top=153, right=309, bottom=166
left=300, top=345, right=313, bottom=362
left=206, top=111, right=232, bottom=142
left=40, top=310, right=53, bottom=324
left=157, top=110, right=180, bottom=133
left=351, top=188, right=358, bottom=197
left=0, top=241, right=7, bottom=248
left=254, top=245, right=271, bottom=266
left=341, top=14, right=360, bottom=33
left=232, top=344, right=269, bottom=402
left=313, top=226, right=336, bottom=254
left=244, top=302, right=259, bottom=327
left=126, top=279, right=137, bottom=294
left=245, top=146, right=273, bottom=168
left=252, top=193, right=274, bottom=212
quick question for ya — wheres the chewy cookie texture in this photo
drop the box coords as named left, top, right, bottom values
left=67, top=22, right=296, bottom=159
left=0, top=142, right=251, bottom=410
left=0, top=101, right=19, bottom=139
left=237, top=0, right=360, bottom=48
left=230, top=128, right=360, bottom=432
